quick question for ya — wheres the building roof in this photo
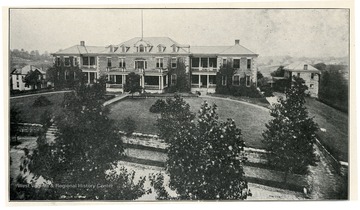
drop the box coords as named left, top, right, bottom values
left=54, top=45, right=107, bottom=55
left=218, top=44, right=257, bottom=55
left=53, top=37, right=257, bottom=56
left=190, top=46, right=230, bottom=54
left=115, top=37, right=190, bottom=53
left=11, top=65, right=45, bottom=75
left=283, top=62, right=321, bottom=73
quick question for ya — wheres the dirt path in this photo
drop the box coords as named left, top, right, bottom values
left=306, top=145, right=347, bottom=200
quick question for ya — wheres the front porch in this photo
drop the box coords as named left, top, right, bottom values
left=191, top=74, right=217, bottom=94
left=141, top=74, right=169, bottom=94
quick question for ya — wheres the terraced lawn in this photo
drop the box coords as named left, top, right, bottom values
left=305, top=98, right=349, bottom=162
left=10, top=92, right=65, bottom=124
left=108, top=97, right=271, bottom=149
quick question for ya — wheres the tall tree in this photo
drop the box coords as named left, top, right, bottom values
left=270, top=66, right=285, bottom=77
left=262, top=76, right=319, bottom=179
left=16, top=80, right=146, bottom=200
left=10, top=107, right=23, bottom=143
left=215, top=62, right=236, bottom=94
left=168, top=59, right=190, bottom=92
left=154, top=95, right=249, bottom=200
left=24, top=70, right=42, bottom=90
left=123, top=72, right=142, bottom=97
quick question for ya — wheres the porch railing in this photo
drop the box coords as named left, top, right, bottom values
left=144, top=85, right=160, bottom=90
left=106, top=84, right=123, bottom=89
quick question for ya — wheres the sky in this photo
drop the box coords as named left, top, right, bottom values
left=9, top=8, right=349, bottom=58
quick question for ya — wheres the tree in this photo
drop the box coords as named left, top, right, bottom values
left=215, top=62, right=236, bottom=94
left=154, top=95, right=249, bottom=200
left=156, top=94, right=195, bottom=141
left=10, top=107, right=23, bottom=144
left=24, top=70, right=42, bottom=90
left=123, top=72, right=142, bottom=97
left=262, top=76, right=319, bottom=179
left=168, top=59, right=190, bottom=92
left=257, top=71, right=264, bottom=80
left=270, top=66, right=285, bottom=77
left=47, top=57, right=84, bottom=90
left=16, top=80, right=146, bottom=200
left=122, top=116, right=137, bottom=136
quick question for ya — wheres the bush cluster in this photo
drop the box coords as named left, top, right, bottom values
left=149, top=99, right=166, bottom=113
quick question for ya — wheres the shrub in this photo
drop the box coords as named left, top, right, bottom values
left=122, top=116, right=137, bottom=136
left=260, top=85, right=274, bottom=97
left=149, top=99, right=166, bottom=113
left=32, top=96, right=52, bottom=107
left=233, top=85, right=262, bottom=98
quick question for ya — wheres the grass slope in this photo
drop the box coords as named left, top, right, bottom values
left=10, top=93, right=65, bottom=124
left=109, top=97, right=271, bottom=149
left=305, top=98, right=348, bottom=162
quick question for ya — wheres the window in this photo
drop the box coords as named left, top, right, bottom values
left=82, top=56, right=95, bottom=66
left=247, top=59, right=252, bottom=69
left=246, top=75, right=251, bottom=87
left=73, top=57, right=78, bottom=66
left=65, top=70, right=69, bottom=80
left=56, top=57, right=61, bottom=66
left=223, top=58, right=227, bottom=66
left=139, top=45, right=145, bottom=52
left=201, top=58, right=208, bottom=68
left=16, top=82, right=19, bottom=88
left=192, top=57, right=199, bottom=68
left=64, top=57, right=70, bottom=66
left=107, top=58, right=112, bottom=68
left=209, top=58, right=217, bottom=68
left=135, top=60, right=147, bottom=69
left=233, top=59, right=240, bottom=69
left=16, top=75, right=18, bottom=80
left=221, top=76, right=227, bottom=86
left=156, top=58, right=164, bottom=68
left=233, top=75, right=240, bottom=86
left=310, top=84, right=314, bottom=89
left=121, top=46, right=126, bottom=53
left=171, top=57, right=177, bottom=68
left=83, top=57, right=89, bottom=65
left=171, top=74, right=177, bottom=85
left=90, top=57, right=95, bottom=65
left=119, top=58, right=126, bottom=68
left=304, top=65, right=308, bottom=70
left=311, top=73, right=315, bottom=79
left=172, top=45, right=177, bottom=52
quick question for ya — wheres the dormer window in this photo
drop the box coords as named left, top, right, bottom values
left=172, top=45, right=177, bottom=52
left=122, top=46, right=126, bottom=53
left=139, top=44, right=145, bottom=52
left=304, top=64, right=308, bottom=70
left=158, top=46, right=162, bottom=52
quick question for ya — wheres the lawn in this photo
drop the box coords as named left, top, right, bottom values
left=109, top=97, right=271, bottom=149
left=305, top=98, right=348, bottom=162
left=10, top=93, right=65, bottom=124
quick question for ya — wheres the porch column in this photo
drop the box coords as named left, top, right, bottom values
left=159, top=76, right=161, bottom=90
left=167, top=75, right=169, bottom=86
left=122, top=75, right=125, bottom=85
left=114, top=75, right=117, bottom=83
left=198, top=74, right=201, bottom=88
left=88, top=72, right=90, bottom=84
left=207, top=74, right=209, bottom=88
left=141, top=75, right=145, bottom=88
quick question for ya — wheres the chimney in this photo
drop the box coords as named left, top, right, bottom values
left=109, top=45, right=114, bottom=52
left=80, top=41, right=85, bottom=46
left=235, top=39, right=240, bottom=45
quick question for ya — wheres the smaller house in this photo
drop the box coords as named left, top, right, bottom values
left=11, top=65, right=47, bottom=91
left=283, top=62, right=321, bottom=97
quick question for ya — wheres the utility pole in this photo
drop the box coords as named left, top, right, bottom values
left=141, top=9, right=143, bottom=40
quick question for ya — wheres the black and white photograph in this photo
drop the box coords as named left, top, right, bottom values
left=6, top=1, right=354, bottom=203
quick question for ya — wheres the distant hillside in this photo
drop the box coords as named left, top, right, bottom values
left=257, top=55, right=349, bottom=79
left=10, top=49, right=53, bottom=73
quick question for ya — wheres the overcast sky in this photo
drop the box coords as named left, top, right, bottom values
left=9, top=8, right=349, bottom=57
